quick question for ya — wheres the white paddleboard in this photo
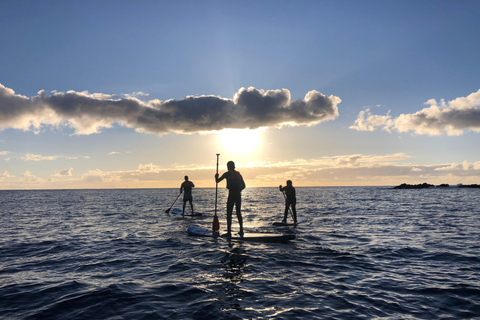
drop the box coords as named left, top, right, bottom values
left=187, top=225, right=295, bottom=242
left=272, top=217, right=304, bottom=226
left=170, top=208, right=202, bottom=216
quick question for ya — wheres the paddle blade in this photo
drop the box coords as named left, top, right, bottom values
left=212, top=214, right=220, bottom=232
left=165, top=208, right=171, bottom=213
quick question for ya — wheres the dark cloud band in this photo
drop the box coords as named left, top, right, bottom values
left=0, top=84, right=341, bottom=135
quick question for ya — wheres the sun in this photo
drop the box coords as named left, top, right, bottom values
left=217, top=128, right=263, bottom=156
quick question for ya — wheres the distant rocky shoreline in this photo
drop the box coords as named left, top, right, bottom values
left=393, top=183, right=480, bottom=189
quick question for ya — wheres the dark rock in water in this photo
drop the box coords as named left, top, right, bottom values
left=393, top=183, right=434, bottom=189
left=394, top=183, right=480, bottom=189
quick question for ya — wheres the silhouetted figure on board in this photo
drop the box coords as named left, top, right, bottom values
left=279, top=180, right=297, bottom=224
left=180, top=175, right=195, bottom=215
left=215, top=161, right=246, bottom=237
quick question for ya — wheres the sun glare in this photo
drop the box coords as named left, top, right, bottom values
left=217, top=129, right=262, bottom=155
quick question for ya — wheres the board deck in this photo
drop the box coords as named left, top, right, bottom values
left=170, top=208, right=202, bottom=216
left=187, top=226, right=295, bottom=242
left=272, top=217, right=304, bottom=226
left=272, top=221, right=297, bottom=226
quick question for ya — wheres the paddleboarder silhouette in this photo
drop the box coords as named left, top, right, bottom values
left=215, top=161, right=246, bottom=237
left=180, top=175, right=195, bottom=215
left=279, top=180, right=297, bottom=224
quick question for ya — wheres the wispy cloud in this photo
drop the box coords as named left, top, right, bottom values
left=21, top=170, right=44, bottom=183
left=0, top=84, right=341, bottom=135
left=3, top=153, right=479, bottom=189
left=19, top=153, right=89, bottom=161
left=0, top=171, right=14, bottom=180
left=350, top=89, right=480, bottom=135
left=22, top=153, right=58, bottom=161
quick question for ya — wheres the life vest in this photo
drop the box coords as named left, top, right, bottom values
left=183, top=181, right=193, bottom=188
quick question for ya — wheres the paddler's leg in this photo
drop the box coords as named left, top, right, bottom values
left=189, top=198, right=194, bottom=214
left=235, top=195, right=243, bottom=236
left=291, top=201, right=297, bottom=223
left=226, top=195, right=234, bottom=236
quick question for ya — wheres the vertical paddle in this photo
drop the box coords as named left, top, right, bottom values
left=282, top=190, right=296, bottom=227
left=165, top=192, right=181, bottom=213
left=213, top=153, right=220, bottom=233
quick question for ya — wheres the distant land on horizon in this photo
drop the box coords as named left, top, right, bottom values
left=393, top=183, right=480, bottom=189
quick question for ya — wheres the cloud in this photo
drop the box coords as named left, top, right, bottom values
left=0, top=84, right=341, bottom=135
left=22, top=153, right=58, bottom=161
left=21, top=170, right=43, bottom=183
left=3, top=154, right=480, bottom=189
left=52, top=168, right=73, bottom=176
left=350, top=108, right=393, bottom=132
left=350, top=89, right=480, bottom=135
left=246, top=153, right=411, bottom=169
left=434, top=161, right=470, bottom=171
left=0, top=171, right=14, bottom=180
left=0, top=151, right=10, bottom=155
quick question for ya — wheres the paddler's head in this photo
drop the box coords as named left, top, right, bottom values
left=227, top=161, right=235, bottom=171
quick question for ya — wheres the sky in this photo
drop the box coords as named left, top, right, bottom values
left=1, top=0, right=480, bottom=189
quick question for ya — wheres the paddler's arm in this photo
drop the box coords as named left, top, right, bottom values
left=215, top=172, right=226, bottom=183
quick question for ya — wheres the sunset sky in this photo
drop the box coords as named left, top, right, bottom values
left=1, top=0, right=480, bottom=189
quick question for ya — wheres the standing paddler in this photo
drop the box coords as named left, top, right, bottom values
left=279, top=180, right=297, bottom=225
left=215, top=160, right=246, bottom=237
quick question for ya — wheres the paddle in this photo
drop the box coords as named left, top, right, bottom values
left=213, top=153, right=220, bottom=233
left=165, top=193, right=181, bottom=213
left=282, top=190, right=297, bottom=227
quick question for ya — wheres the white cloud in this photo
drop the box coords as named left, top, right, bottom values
left=2, top=154, right=480, bottom=188
left=0, top=171, right=14, bottom=180
left=21, top=170, right=43, bottom=183
left=22, top=153, right=58, bottom=161
left=350, top=108, right=393, bottom=132
left=351, top=89, right=480, bottom=135
left=0, top=84, right=341, bottom=135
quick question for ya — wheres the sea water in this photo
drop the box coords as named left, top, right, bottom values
left=1, top=187, right=479, bottom=319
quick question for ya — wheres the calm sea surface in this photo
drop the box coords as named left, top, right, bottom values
left=1, top=187, right=479, bottom=319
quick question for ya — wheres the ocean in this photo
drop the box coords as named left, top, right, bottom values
left=1, top=187, right=479, bottom=319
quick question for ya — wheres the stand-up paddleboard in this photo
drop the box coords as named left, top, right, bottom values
left=187, top=225, right=295, bottom=243
left=170, top=208, right=202, bottom=216
left=272, top=217, right=304, bottom=226
left=272, top=221, right=297, bottom=226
